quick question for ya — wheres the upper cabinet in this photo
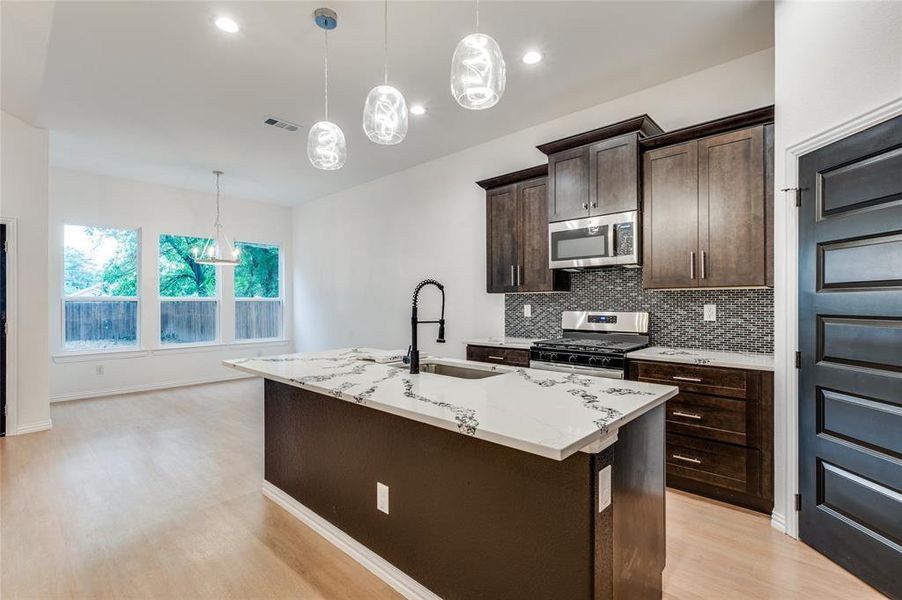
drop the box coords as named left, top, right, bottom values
left=478, top=166, right=570, bottom=294
left=538, top=115, right=664, bottom=223
left=640, top=107, right=775, bottom=289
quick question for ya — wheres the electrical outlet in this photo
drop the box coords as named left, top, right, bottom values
left=703, top=304, right=717, bottom=322
left=96, top=365, right=104, bottom=375
left=377, top=482, right=389, bottom=514
left=523, top=304, right=532, bottom=318
left=598, top=466, right=611, bottom=512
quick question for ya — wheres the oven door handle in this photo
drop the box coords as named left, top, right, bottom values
left=528, top=360, right=624, bottom=379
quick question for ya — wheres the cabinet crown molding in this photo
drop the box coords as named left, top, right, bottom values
left=476, top=164, right=548, bottom=190
left=536, top=114, right=664, bottom=156
left=639, top=105, right=775, bottom=151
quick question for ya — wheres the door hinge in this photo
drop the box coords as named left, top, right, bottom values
left=795, top=493, right=802, bottom=511
left=781, top=187, right=807, bottom=207
left=795, top=351, right=801, bottom=368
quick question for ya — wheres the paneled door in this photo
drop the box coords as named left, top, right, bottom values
left=485, top=185, right=519, bottom=293
left=642, top=141, right=699, bottom=288
left=517, top=177, right=551, bottom=291
left=1, top=223, right=6, bottom=437
left=798, top=114, right=902, bottom=599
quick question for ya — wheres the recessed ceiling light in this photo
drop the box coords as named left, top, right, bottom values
left=410, top=104, right=427, bottom=116
left=215, top=16, right=240, bottom=33
left=522, top=50, right=543, bottom=65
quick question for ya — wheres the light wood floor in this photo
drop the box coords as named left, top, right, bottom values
left=1, top=379, right=882, bottom=599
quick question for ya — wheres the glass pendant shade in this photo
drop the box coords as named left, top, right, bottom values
left=450, top=32, right=506, bottom=110
left=363, top=84, right=408, bottom=145
left=307, top=120, right=347, bottom=170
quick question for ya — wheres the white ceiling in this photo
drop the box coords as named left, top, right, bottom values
left=2, top=1, right=773, bottom=205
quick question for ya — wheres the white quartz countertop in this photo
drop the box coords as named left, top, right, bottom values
left=224, top=348, right=677, bottom=461
left=465, top=337, right=540, bottom=350
left=627, top=346, right=774, bottom=371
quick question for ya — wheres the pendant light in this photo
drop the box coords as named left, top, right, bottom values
left=450, top=0, right=505, bottom=110
left=193, top=170, right=240, bottom=266
left=307, top=8, right=347, bottom=170
left=362, top=0, right=408, bottom=145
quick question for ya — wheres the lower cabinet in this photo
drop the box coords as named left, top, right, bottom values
left=466, top=345, right=531, bottom=368
left=628, top=359, right=773, bottom=513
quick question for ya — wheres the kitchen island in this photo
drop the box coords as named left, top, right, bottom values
left=225, top=348, right=678, bottom=600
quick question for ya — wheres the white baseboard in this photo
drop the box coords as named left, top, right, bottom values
left=261, top=480, right=440, bottom=600
left=49, top=373, right=255, bottom=403
left=770, top=510, right=786, bottom=534
left=16, top=419, right=53, bottom=435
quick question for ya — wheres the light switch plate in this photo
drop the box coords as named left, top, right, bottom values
left=377, top=482, right=389, bottom=514
left=598, top=466, right=611, bottom=512
left=523, top=304, right=532, bottom=318
left=703, top=304, right=717, bottom=322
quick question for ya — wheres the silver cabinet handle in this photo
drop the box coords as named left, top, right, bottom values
left=673, top=376, right=703, bottom=383
left=672, top=454, right=701, bottom=465
left=517, top=265, right=521, bottom=286
left=510, top=265, right=515, bottom=286
left=690, top=251, right=696, bottom=279
left=701, top=250, right=707, bottom=279
left=582, top=202, right=589, bottom=210
left=673, top=411, right=702, bottom=420
left=488, top=355, right=505, bottom=361
left=591, top=201, right=598, bottom=208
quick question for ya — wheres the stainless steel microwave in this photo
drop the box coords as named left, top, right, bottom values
left=548, top=211, right=639, bottom=270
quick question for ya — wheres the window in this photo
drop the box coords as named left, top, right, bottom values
left=63, top=225, right=139, bottom=350
left=159, top=234, right=218, bottom=344
left=234, top=242, right=281, bottom=340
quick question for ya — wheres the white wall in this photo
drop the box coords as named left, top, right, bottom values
left=0, top=110, right=51, bottom=433
left=772, top=1, right=902, bottom=535
left=292, top=48, right=775, bottom=358
left=48, top=168, right=294, bottom=401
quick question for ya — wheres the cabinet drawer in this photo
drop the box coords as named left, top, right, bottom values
left=635, top=361, right=757, bottom=399
left=466, top=345, right=530, bottom=368
left=666, top=433, right=759, bottom=493
left=666, top=392, right=748, bottom=446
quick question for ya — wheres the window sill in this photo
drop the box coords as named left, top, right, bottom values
left=52, top=339, right=291, bottom=362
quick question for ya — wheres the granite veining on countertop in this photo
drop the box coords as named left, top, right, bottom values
left=224, top=348, right=677, bottom=461
left=627, top=346, right=774, bottom=371
left=465, top=337, right=540, bottom=350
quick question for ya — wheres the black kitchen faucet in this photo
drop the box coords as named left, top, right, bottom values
left=406, top=279, right=446, bottom=374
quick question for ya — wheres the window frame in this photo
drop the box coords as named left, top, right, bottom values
left=158, top=232, right=222, bottom=347
left=233, top=240, right=284, bottom=342
left=61, top=224, right=142, bottom=355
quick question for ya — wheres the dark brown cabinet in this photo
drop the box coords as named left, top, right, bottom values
left=629, top=359, right=773, bottom=513
left=478, top=166, right=570, bottom=294
left=538, top=115, right=663, bottom=223
left=466, top=344, right=530, bottom=367
left=640, top=109, right=774, bottom=289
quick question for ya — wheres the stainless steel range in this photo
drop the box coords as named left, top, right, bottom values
left=529, top=311, right=649, bottom=379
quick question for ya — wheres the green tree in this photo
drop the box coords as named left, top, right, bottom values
left=234, top=243, right=279, bottom=298
left=87, top=227, right=138, bottom=296
left=64, top=247, right=100, bottom=295
left=159, top=234, right=216, bottom=297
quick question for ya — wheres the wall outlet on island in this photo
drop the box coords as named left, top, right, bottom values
left=523, top=304, right=532, bottom=318
left=96, top=365, right=104, bottom=375
left=703, top=304, right=717, bottom=322
left=377, top=482, right=389, bottom=514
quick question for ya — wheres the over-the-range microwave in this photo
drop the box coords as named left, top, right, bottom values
left=548, top=210, right=639, bottom=270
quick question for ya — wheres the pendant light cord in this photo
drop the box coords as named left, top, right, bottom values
left=383, top=0, right=388, bottom=84
left=324, top=29, right=329, bottom=121
left=214, top=172, right=222, bottom=227
left=475, top=0, right=480, bottom=31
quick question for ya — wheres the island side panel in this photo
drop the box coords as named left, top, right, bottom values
left=612, top=403, right=666, bottom=600
left=264, top=379, right=597, bottom=600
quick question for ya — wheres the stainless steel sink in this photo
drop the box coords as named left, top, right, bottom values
left=386, top=359, right=507, bottom=379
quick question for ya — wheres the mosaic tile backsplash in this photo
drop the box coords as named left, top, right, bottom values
left=505, top=269, right=774, bottom=354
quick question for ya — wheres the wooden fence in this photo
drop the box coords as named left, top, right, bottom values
left=64, top=301, right=138, bottom=347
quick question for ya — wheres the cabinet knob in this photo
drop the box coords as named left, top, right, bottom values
left=582, top=202, right=589, bottom=210
left=591, top=202, right=598, bottom=208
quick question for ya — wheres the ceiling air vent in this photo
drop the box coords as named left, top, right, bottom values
left=264, top=116, right=301, bottom=132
